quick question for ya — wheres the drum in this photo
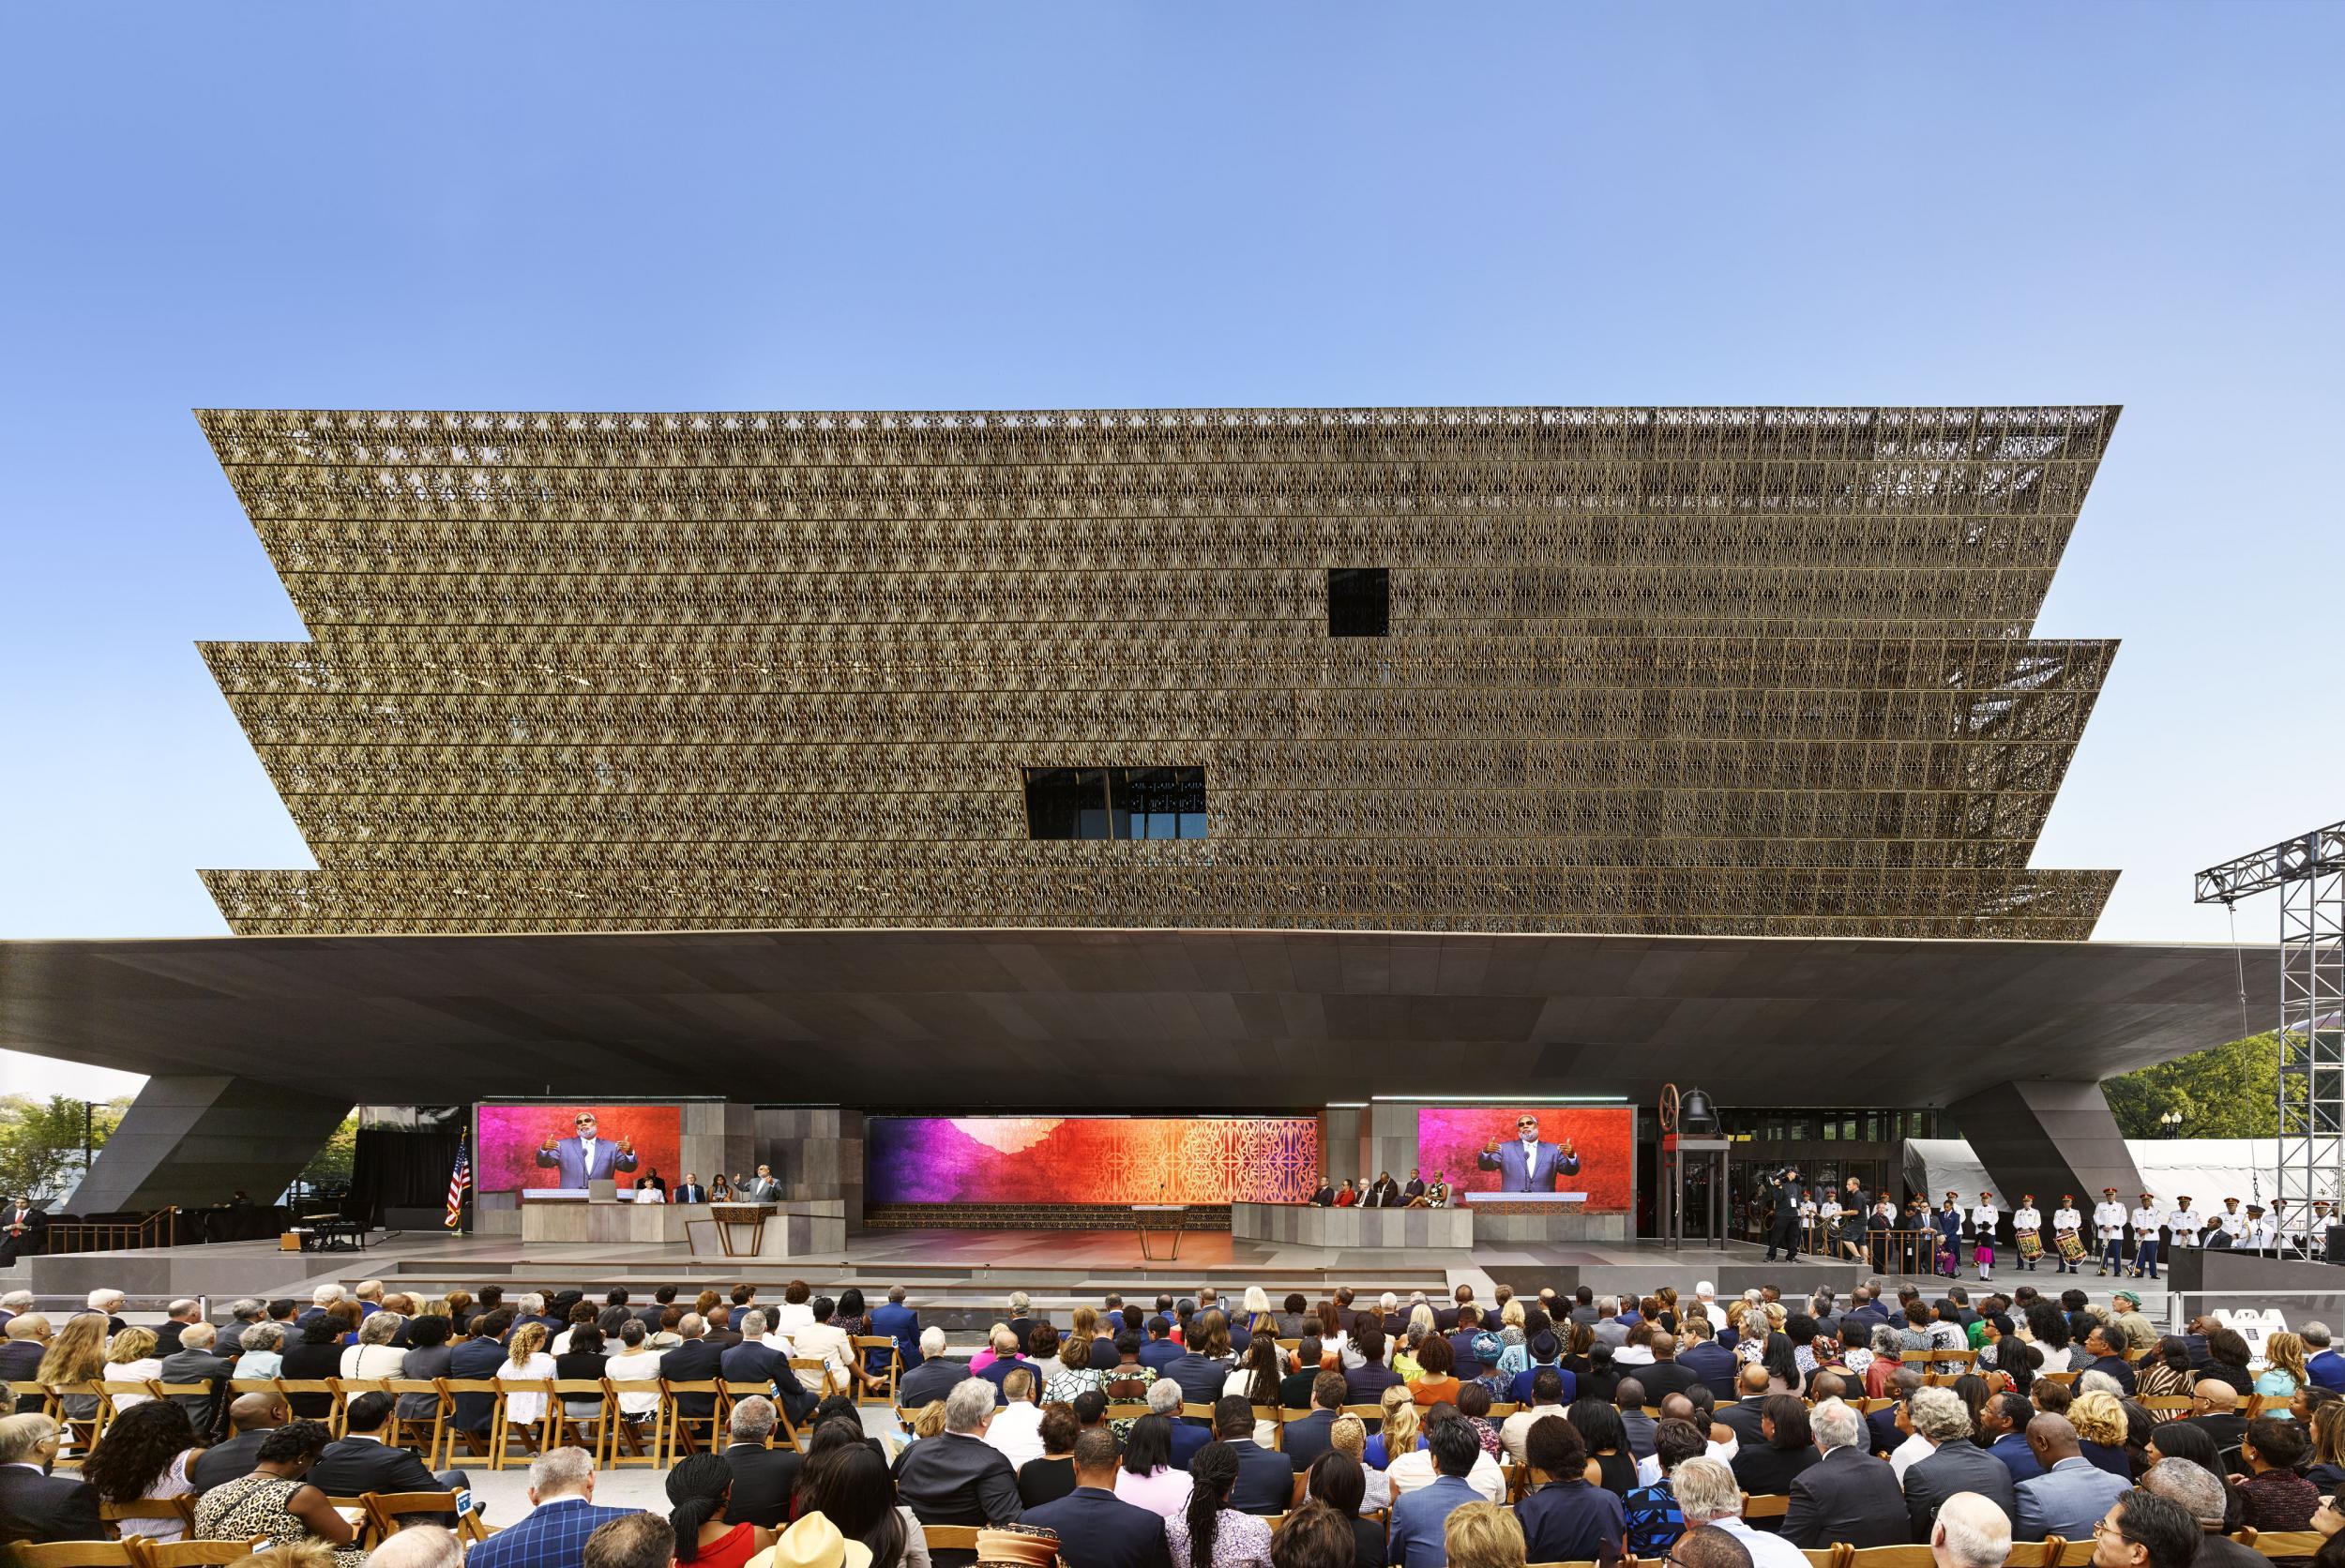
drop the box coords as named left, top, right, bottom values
left=2018, top=1228, right=2044, bottom=1261
left=2055, top=1229, right=2086, bottom=1263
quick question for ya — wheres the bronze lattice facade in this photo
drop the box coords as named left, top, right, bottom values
left=196, top=405, right=2122, bottom=938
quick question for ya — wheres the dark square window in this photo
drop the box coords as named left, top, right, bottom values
left=1023, top=768, right=1111, bottom=839
left=1327, top=567, right=1389, bottom=637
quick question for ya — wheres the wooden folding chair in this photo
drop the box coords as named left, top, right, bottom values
left=9, top=1380, right=55, bottom=1417
left=323, top=1496, right=384, bottom=1550
left=662, top=1379, right=728, bottom=1467
left=148, top=1382, right=222, bottom=1440
left=98, top=1499, right=197, bottom=1539
left=224, top=1380, right=280, bottom=1400
left=2006, top=1544, right=2086, bottom=1568
left=1742, top=1494, right=1791, bottom=1520
left=1339, top=1403, right=1387, bottom=1429
left=1488, top=1403, right=1518, bottom=1418
left=2139, top=1396, right=2195, bottom=1415
left=2248, top=1532, right=2326, bottom=1560
left=1799, top=1550, right=1850, bottom=1568
left=129, top=1539, right=270, bottom=1568
left=386, top=1380, right=451, bottom=1470
left=789, top=1356, right=838, bottom=1404
left=327, top=1377, right=390, bottom=1435
left=52, top=1381, right=110, bottom=1452
left=1841, top=1548, right=1937, bottom=1568
left=272, top=1378, right=344, bottom=1435
left=491, top=1380, right=556, bottom=1470
left=853, top=1336, right=901, bottom=1406
left=549, top=1379, right=620, bottom=1467
left=100, top=1381, right=160, bottom=1421
left=601, top=1377, right=665, bottom=1470
left=11, top=1543, right=140, bottom=1568
left=922, top=1526, right=980, bottom=1556
left=436, top=1378, right=501, bottom=1470
left=1106, top=1403, right=1156, bottom=1426
left=360, top=1489, right=481, bottom=1544
left=1252, top=1407, right=1284, bottom=1450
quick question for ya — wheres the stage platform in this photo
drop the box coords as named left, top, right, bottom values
left=18, top=1226, right=2018, bottom=1323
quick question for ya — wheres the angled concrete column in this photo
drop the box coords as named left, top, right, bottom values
left=66, top=1076, right=354, bottom=1214
left=1947, top=1080, right=2142, bottom=1211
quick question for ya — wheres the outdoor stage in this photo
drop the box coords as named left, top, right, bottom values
left=19, top=1224, right=1974, bottom=1322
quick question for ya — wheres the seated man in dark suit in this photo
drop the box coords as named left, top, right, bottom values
left=1137, top=1316, right=1183, bottom=1372
left=1282, top=1370, right=1348, bottom=1471
left=1147, top=1382, right=1209, bottom=1469
left=976, top=1327, right=1034, bottom=1406
left=658, top=1315, right=727, bottom=1425
left=899, top=1328, right=972, bottom=1410
left=1712, top=1363, right=1775, bottom=1447
left=1782, top=1401, right=1908, bottom=1549
left=1214, top=1396, right=1293, bottom=1515
left=0, top=1414, right=101, bottom=1544
left=447, top=1307, right=517, bottom=1435
left=158, top=1320, right=238, bottom=1439
left=896, top=1379, right=1024, bottom=1563
left=1677, top=1317, right=1736, bottom=1392
left=307, top=1392, right=467, bottom=1514
left=722, top=1311, right=817, bottom=1425
left=1162, top=1337, right=1231, bottom=1410
left=1021, top=1427, right=1173, bottom=1568
left=1899, top=1386, right=2017, bottom=1543
left=190, top=1392, right=289, bottom=1493
left=1345, top=1325, right=1404, bottom=1406
left=719, top=1395, right=800, bottom=1528
left=870, top=1286, right=925, bottom=1375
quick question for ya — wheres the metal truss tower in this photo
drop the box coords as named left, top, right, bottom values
left=2197, top=821, right=2345, bottom=1214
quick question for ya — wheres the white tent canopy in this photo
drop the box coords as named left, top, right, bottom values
left=1905, top=1138, right=2345, bottom=1212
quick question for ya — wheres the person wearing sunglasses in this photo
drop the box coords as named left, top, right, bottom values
left=1476, top=1115, right=1581, bottom=1194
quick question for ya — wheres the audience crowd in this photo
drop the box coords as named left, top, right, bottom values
left=0, top=1274, right=2340, bottom=1568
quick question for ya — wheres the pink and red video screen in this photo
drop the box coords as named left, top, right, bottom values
left=1415, top=1106, right=1634, bottom=1210
left=869, top=1116, right=1322, bottom=1205
left=474, top=1102, right=683, bottom=1195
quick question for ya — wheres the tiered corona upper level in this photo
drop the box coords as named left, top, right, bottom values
left=198, top=404, right=2122, bottom=938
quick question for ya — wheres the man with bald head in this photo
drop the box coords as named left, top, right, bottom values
left=2015, top=1414, right=2130, bottom=1541
left=1715, top=1362, right=1774, bottom=1446
left=2184, top=1380, right=2249, bottom=1460
left=1930, top=1492, right=2014, bottom=1568
left=189, top=1391, right=289, bottom=1492
left=1675, top=1524, right=1757, bottom=1568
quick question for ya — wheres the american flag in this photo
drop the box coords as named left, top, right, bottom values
left=445, top=1136, right=470, bottom=1229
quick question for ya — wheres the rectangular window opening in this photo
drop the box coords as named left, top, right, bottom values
left=1026, top=766, right=1206, bottom=840
left=1327, top=567, right=1389, bottom=638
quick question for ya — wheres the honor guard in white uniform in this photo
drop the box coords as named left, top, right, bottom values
left=2095, top=1188, right=2130, bottom=1275
left=2167, top=1197, right=2203, bottom=1253
left=2013, top=1195, right=2044, bottom=1272
left=2128, top=1193, right=2163, bottom=1278
left=2053, top=1195, right=2085, bottom=1274
left=2245, top=1204, right=2278, bottom=1252
left=2217, top=1198, right=2249, bottom=1247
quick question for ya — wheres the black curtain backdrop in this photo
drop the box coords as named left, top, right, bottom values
left=349, top=1126, right=463, bottom=1226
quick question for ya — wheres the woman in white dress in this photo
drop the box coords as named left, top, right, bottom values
left=494, top=1323, right=558, bottom=1434
left=104, top=1328, right=163, bottom=1412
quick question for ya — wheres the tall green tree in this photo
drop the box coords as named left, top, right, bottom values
left=2103, top=1032, right=2279, bottom=1138
left=295, top=1114, right=359, bottom=1191
left=0, top=1095, right=123, bottom=1199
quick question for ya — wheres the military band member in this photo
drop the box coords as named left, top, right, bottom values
left=2128, top=1192, right=2163, bottom=1279
left=2245, top=1204, right=2278, bottom=1253
left=2095, top=1187, right=2129, bottom=1275
left=2167, top=1196, right=2203, bottom=1255
left=2217, top=1197, right=2249, bottom=1248
left=2053, top=1193, right=2085, bottom=1274
left=2013, top=1194, right=2043, bottom=1272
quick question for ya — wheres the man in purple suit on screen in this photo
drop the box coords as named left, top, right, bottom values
left=1477, top=1113, right=1581, bottom=1191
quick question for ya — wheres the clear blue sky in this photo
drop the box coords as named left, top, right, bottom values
left=3, top=3, right=2340, bottom=1093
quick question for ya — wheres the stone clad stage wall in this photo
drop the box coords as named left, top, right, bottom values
left=1232, top=1201, right=1473, bottom=1248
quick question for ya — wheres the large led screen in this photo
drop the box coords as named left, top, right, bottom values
left=869, top=1117, right=1321, bottom=1205
left=1415, top=1107, right=1635, bottom=1210
left=475, top=1102, right=683, bottom=1194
